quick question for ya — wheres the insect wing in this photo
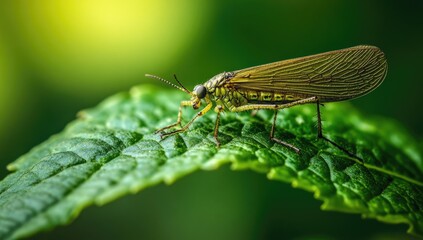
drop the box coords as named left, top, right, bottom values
left=227, top=45, right=387, bottom=102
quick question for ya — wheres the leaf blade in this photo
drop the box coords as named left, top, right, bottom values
left=0, top=84, right=422, bottom=239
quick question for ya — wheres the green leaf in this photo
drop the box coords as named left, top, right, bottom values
left=0, top=85, right=422, bottom=239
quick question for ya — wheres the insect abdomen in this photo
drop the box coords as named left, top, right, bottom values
left=241, top=90, right=302, bottom=103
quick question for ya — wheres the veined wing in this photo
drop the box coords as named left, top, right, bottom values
left=227, top=45, right=387, bottom=102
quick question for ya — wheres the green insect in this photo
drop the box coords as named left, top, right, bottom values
left=146, top=45, right=387, bottom=153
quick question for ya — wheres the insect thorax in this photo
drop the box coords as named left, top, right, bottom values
left=203, top=71, right=234, bottom=91
left=203, top=71, right=304, bottom=110
left=202, top=72, right=245, bottom=109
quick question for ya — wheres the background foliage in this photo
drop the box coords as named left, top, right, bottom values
left=0, top=0, right=422, bottom=239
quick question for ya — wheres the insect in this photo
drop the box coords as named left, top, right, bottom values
left=146, top=45, right=387, bottom=153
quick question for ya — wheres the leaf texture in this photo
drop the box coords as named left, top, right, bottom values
left=0, top=85, right=422, bottom=239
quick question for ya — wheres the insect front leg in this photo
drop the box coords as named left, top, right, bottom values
left=160, top=100, right=213, bottom=139
left=213, top=105, right=224, bottom=148
left=155, top=100, right=191, bottom=134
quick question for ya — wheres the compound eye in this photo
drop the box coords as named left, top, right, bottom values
left=193, top=85, right=207, bottom=98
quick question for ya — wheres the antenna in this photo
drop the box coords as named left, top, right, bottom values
left=173, top=74, right=191, bottom=94
left=145, top=74, right=190, bottom=94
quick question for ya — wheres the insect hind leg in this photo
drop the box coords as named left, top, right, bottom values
left=315, top=101, right=364, bottom=164
left=232, top=97, right=318, bottom=153
left=270, top=109, right=300, bottom=153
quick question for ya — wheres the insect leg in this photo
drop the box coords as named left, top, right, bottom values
left=213, top=105, right=224, bottom=147
left=160, top=100, right=213, bottom=139
left=316, top=100, right=323, bottom=138
left=155, top=100, right=191, bottom=134
left=232, top=97, right=318, bottom=153
left=231, top=97, right=318, bottom=112
left=315, top=101, right=364, bottom=163
left=270, top=110, right=300, bottom=153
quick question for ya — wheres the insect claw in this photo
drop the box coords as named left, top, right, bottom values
left=214, top=137, right=221, bottom=148
left=157, top=131, right=168, bottom=139
left=271, top=137, right=301, bottom=153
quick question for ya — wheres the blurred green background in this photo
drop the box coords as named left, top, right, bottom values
left=0, top=0, right=422, bottom=239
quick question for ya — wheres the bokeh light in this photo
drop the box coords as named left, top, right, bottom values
left=2, top=0, right=212, bottom=95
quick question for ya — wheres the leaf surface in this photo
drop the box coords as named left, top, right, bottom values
left=0, top=85, right=422, bottom=239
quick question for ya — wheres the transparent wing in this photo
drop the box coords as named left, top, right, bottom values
left=227, top=45, right=387, bottom=102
